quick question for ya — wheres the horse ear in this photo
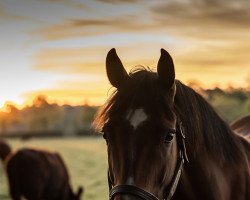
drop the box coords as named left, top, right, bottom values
left=76, top=186, right=84, bottom=198
left=157, top=49, right=175, bottom=91
left=106, top=48, right=129, bottom=88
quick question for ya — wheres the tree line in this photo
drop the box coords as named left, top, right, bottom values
left=0, top=86, right=249, bottom=137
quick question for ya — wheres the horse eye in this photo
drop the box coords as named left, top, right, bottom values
left=164, top=129, right=176, bottom=143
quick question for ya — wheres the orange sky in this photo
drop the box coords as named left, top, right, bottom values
left=0, top=0, right=250, bottom=109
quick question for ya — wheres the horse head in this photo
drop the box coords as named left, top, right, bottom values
left=96, top=49, right=185, bottom=200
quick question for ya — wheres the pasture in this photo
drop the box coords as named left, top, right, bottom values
left=0, top=137, right=108, bottom=200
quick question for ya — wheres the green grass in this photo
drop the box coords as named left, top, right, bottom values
left=0, top=137, right=109, bottom=200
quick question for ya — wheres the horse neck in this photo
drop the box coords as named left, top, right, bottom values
left=177, top=92, right=241, bottom=164
left=176, top=120, right=234, bottom=199
left=174, top=84, right=246, bottom=199
left=175, top=82, right=242, bottom=164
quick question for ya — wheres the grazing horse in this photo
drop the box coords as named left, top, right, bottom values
left=93, top=49, right=250, bottom=200
left=0, top=140, right=83, bottom=200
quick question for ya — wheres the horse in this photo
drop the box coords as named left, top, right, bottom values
left=0, top=140, right=83, bottom=200
left=93, top=48, right=250, bottom=200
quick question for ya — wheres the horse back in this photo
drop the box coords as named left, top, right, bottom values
left=7, top=148, right=71, bottom=200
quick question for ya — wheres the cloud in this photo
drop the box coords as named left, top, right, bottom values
left=36, top=0, right=88, bottom=9
left=23, top=89, right=105, bottom=105
left=150, top=0, right=250, bottom=40
left=32, top=47, right=109, bottom=74
left=0, top=5, right=29, bottom=21
left=31, top=41, right=250, bottom=90
left=151, top=0, right=250, bottom=25
left=22, top=79, right=111, bottom=106
left=32, top=43, right=174, bottom=75
left=33, top=0, right=250, bottom=45
left=97, top=0, right=138, bottom=3
left=173, top=40, right=250, bottom=88
left=176, top=41, right=250, bottom=67
left=34, top=16, right=157, bottom=40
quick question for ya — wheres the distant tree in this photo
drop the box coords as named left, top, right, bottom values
left=82, top=106, right=98, bottom=127
left=33, top=95, right=49, bottom=108
left=204, top=87, right=225, bottom=102
left=202, top=87, right=250, bottom=122
left=4, top=102, right=19, bottom=114
left=228, top=89, right=248, bottom=102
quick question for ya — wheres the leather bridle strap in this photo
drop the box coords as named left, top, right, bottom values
left=110, top=185, right=159, bottom=200
left=163, top=152, right=184, bottom=200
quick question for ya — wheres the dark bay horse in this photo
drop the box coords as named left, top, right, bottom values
left=94, top=49, right=250, bottom=200
left=0, top=140, right=83, bottom=200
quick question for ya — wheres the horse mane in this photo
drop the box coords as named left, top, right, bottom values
left=93, top=67, right=243, bottom=163
left=174, top=81, right=243, bottom=163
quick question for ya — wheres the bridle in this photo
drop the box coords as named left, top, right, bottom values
left=107, top=122, right=189, bottom=200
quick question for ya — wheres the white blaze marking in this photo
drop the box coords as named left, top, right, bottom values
left=126, top=108, right=148, bottom=129
left=125, top=109, right=147, bottom=191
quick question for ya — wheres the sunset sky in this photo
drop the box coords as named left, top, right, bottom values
left=0, top=0, right=250, bottom=109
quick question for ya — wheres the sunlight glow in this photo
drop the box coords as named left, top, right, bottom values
left=0, top=0, right=249, bottom=108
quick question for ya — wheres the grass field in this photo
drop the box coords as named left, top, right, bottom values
left=0, top=137, right=108, bottom=200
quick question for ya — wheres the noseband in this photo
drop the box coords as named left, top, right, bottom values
left=108, top=122, right=188, bottom=200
